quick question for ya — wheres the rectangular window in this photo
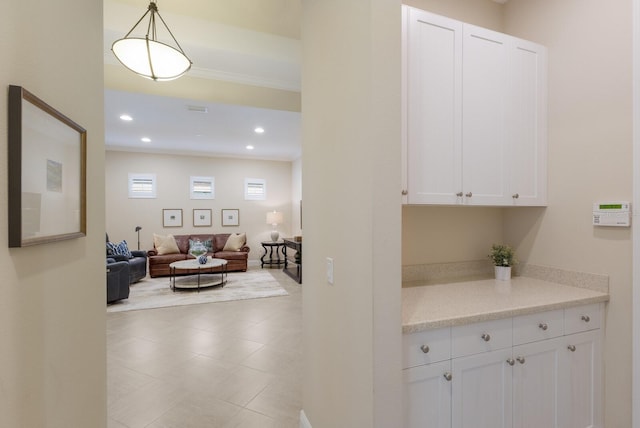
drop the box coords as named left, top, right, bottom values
left=128, top=173, right=156, bottom=198
left=244, top=178, right=266, bottom=200
left=190, top=176, right=214, bottom=199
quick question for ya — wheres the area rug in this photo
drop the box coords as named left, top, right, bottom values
left=107, top=269, right=288, bottom=313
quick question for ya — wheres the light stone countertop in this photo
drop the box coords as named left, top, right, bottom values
left=402, top=276, right=609, bottom=334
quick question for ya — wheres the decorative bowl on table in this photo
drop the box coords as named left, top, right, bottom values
left=198, top=255, right=208, bottom=265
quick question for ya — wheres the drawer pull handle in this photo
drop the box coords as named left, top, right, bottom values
left=465, top=192, right=473, bottom=198
left=568, top=345, right=576, bottom=352
left=512, top=193, right=520, bottom=199
left=538, top=323, right=548, bottom=331
left=401, top=190, right=408, bottom=196
left=443, top=372, right=452, bottom=381
left=581, top=315, right=591, bottom=323
left=420, top=345, right=430, bottom=354
left=506, top=358, right=515, bottom=366
left=481, top=333, right=491, bottom=342
left=516, top=356, right=526, bottom=364
left=456, top=192, right=463, bottom=197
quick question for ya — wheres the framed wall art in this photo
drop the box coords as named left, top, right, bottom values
left=193, top=208, right=212, bottom=227
left=221, top=209, right=239, bottom=227
left=162, top=209, right=183, bottom=227
left=8, top=85, right=87, bottom=247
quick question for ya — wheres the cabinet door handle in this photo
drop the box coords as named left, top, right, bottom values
left=506, top=358, right=515, bottom=366
left=512, top=193, right=520, bottom=199
left=581, top=315, right=591, bottom=323
left=481, top=333, right=491, bottom=342
left=516, top=356, right=526, bottom=364
left=465, top=192, right=473, bottom=198
left=420, top=345, right=430, bottom=354
left=443, top=372, right=452, bottom=381
left=567, top=345, right=576, bottom=352
left=401, top=190, right=408, bottom=195
left=538, top=323, right=548, bottom=331
left=456, top=192, right=463, bottom=197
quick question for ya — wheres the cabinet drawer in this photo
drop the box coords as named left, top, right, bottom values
left=565, top=303, right=602, bottom=335
left=403, top=327, right=451, bottom=369
left=451, top=318, right=512, bottom=358
left=513, top=309, right=564, bottom=345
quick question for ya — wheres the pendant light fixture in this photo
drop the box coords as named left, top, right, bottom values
left=111, top=1, right=192, bottom=81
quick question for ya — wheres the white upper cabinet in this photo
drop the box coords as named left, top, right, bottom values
left=404, top=8, right=463, bottom=205
left=402, top=6, right=548, bottom=206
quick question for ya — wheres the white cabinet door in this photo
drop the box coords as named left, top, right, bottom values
left=507, top=38, right=548, bottom=206
left=461, top=25, right=510, bottom=205
left=452, top=348, right=513, bottom=428
left=512, top=337, right=563, bottom=428
left=404, top=360, right=452, bottom=428
left=561, top=330, right=603, bottom=428
left=405, top=8, right=463, bottom=205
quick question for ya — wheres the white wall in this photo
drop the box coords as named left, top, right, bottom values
left=0, top=1, right=106, bottom=427
left=502, top=1, right=633, bottom=426
left=105, top=151, right=293, bottom=260
left=301, top=0, right=402, bottom=426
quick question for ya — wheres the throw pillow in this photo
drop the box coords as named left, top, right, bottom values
left=189, top=238, right=213, bottom=253
left=107, top=240, right=132, bottom=258
left=223, top=233, right=246, bottom=251
left=154, top=233, right=180, bottom=255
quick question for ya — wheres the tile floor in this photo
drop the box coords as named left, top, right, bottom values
left=107, top=267, right=302, bottom=428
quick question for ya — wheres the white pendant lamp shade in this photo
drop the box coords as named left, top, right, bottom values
left=111, top=2, right=192, bottom=81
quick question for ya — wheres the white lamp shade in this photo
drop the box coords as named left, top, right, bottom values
left=266, top=211, right=283, bottom=226
left=112, top=38, right=192, bottom=81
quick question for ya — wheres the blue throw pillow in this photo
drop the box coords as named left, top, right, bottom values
left=107, top=240, right=132, bottom=258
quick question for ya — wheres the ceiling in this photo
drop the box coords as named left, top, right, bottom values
left=103, top=0, right=302, bottom=161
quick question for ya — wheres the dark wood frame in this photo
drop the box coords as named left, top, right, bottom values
left=8, top=85, right=87, bottom=247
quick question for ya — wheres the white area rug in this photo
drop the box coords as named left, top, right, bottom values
left=107, top=269, right=288, bottom=313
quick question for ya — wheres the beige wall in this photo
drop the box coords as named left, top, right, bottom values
left=0, top=1, right=106, bottom=427
left=105, top=151, right=293, bottom=259
left=301, top=0, right=402, bottom=426
left=291, top=157, right=302, bottom=236
left=503, top=1, right=633, bottom=426
left=403, top=0, right=504, bottom=31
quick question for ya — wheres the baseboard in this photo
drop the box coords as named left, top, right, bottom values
left=300, top=410, right=312, bottom=428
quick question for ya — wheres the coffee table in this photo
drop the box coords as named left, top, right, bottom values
left=169, top=258, right=228, bottom=292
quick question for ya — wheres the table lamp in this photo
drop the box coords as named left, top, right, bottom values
left=266, top=211, right=283, bottom=242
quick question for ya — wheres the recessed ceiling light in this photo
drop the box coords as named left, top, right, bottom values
left=141, top=137, right=151, bottom=143
left=246, top=145, right=254, bottom=150
left=120, top=114, right=133, bottom=121
left=254, top=127, right=265, bottom=134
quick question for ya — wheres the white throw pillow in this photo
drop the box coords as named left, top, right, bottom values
left=154, top=233, right=180, bottom=255
left=223, top=233, right=246, bottom=251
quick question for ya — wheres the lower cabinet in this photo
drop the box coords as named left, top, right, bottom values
left=403, top=304, right=603, bottom=428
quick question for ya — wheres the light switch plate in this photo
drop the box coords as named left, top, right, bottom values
left=326, top=257, right=334, bottom=285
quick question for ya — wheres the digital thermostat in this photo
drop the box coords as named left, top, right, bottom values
left=592, top=201, right=631, bottom=227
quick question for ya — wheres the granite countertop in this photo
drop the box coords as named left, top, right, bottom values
left=402, top=276, right=609, bottom=334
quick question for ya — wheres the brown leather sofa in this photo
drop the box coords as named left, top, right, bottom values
left=147, top=233, right=250, bottom=278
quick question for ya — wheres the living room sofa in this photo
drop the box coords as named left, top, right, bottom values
left=106, top=259, right=130, bottom=303
left=147, top=233, right=250, bottom=278
left=106, top=234, right=147, bottom=284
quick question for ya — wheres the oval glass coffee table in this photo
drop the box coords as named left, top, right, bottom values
left=169, top=258, right=228, bottom=292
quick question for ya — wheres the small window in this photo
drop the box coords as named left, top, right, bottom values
left=190, top=176, right=215, bottom=200
left=128, top=173, right=156, bottom=199
left=245, top=178, right=266, bottom=200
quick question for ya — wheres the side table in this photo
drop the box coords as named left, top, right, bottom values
left=260, top=241, right=284, bottom=268
left=283, top=238, right=302, bottom=284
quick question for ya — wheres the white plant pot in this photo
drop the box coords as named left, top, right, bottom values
left=494, top=266, right=512, bottom=281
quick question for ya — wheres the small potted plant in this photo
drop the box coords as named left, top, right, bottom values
left=488, top=243, right=517, bottom=281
